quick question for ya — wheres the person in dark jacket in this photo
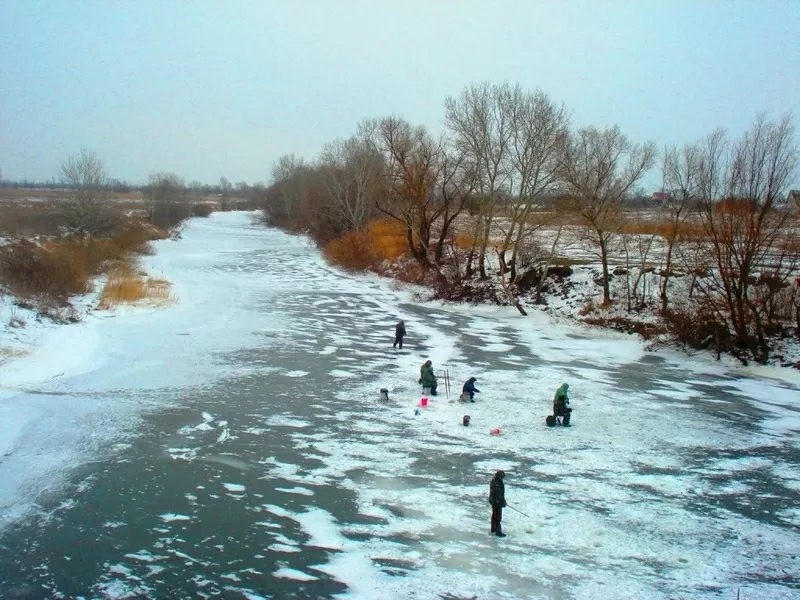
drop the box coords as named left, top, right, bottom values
left=462, top=377, right=480, bottom=402
left=419, top=360, right=437, bottom=395
left=393, top=320, right=406, bottom=349
left=489, top=470, right=507, bottom=537
left=553, top=382, right=572, bottom=426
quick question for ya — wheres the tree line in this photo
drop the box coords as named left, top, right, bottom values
left=262, top=81, right=799, bottom=365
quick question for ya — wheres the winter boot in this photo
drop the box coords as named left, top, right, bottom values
left=495, top=527, right=506, bottom=538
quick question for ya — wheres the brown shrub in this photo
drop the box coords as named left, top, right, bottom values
left=0, top=239, right=90, bottom=301
left=662, top=306, right=730, bottom=352
left=324, top=229, right=377, bottom=271
left=367, top=219, right=406, bottom=261
left=112, top=225, right=156, bottom=254
left=192, top=203, right=214, bottom=217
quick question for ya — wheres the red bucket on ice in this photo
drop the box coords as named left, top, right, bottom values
left=419, top=397, right=429, bottom=407
left=490, top=427, right=502, bottom=435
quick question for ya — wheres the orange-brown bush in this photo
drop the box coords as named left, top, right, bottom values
left=367, top=219, right=407, bottom=261
left=325, top=219, right=411, bottom=271
left=324, top=229, right=377, bottom=271
left=0, top=239, right=90, bottom=301
left=0, top=221, right=168, bottom=306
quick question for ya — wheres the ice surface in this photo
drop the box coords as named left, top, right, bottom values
left=223, top=483, right=246, bottom=493
left=159, top=513, right=191, bottom=522
left=272, top=566, right=319, bottom=581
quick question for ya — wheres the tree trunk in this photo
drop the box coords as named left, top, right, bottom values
left=599, top=238, right=611, bottom=305
left=535, top=224, right=563, bottom=305
left=660, top=241, right=674, bottom=314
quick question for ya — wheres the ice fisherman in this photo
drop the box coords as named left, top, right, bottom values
left=553, top=382, right=572, bottom=426
left=393, top=320, right=406, bottom=349
left=489, top=470, right=507, bottom=537
left=461, top=377, right=480, bottom=402
left=419, top=360, right=438, bottom=395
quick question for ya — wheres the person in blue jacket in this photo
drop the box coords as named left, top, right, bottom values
left=462, top=377, right=480, bottom=402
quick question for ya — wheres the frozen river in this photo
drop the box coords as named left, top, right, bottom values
left=0, top=212, right=798, bottom=599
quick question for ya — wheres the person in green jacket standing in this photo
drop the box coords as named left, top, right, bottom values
left=553, top=382, right=572, bottom=426
left=419, top=360, right=438, bottom=395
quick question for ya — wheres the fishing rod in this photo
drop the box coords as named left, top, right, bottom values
left=506, top=504, right=531, bottom=518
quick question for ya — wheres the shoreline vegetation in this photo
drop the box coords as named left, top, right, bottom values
left=257, top=81, right=800, bottom=369
left=0, top=157, right=262, bottom=364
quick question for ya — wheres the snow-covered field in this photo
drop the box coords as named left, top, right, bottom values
left=1, top=212, right=798, bottom=599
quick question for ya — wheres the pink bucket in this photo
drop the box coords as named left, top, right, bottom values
left=490, top=427, right=502, bottom=435
left=419, top=397, right=429, bottom=407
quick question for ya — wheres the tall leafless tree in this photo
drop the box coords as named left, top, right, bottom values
left=318, top=134, right=384, bottom=232
left=219, top=176, right=233, bottom=210
left=499, top=86, right=569, bottom=283
left=693, top=113, right=799, bottom=363
left=270, top=154, right=309, bottom=221
left=59, top=148, right=115, bottom=237
left=444, top=82, right=513, bottom=278
left=146, top=171, right=188, bottom=229
left=659, top=139, right=708, bottom=312
left=363, top=116, right=441, bottom=267
left=556, top=125, right=657, bottom=304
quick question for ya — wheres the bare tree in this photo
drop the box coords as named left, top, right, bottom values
left=499, top=86, right=569, bottom=283
left=556, top=126, right=657, bottom=304
left=146, top=171, right=188, bottom=229
left=693, top=112, right=799, bottom=363
left=318, top=134, right=384, bottom=232
left=364, top=116, right=440, bottom=267
left=444, top=82, right=513, bottom=278
left=270, top=154, right=309, bottom=221
left=59, top=148, right=115, bottom=237
left=431, top=146, right=475, bottom=269
left=219, top=176, right=233, bottom=210
left=659, top=139, right=708, bottom=312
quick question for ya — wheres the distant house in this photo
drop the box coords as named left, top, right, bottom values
left=789, top=189, right=800, bottom=210
left=650, top=191, right=672, bottom=205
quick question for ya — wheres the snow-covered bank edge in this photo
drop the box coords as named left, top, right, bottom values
left=319, top=251, right=800, bottom=388
left=0, top=218, right=195, bottom=530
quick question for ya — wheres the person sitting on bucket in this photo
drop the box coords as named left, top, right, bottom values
left=462, top=377, right=480, bottom=402
left=553, top=382, right=572, bottom=426
left=419, top=360, right=438, bottom=395
left=489, top=470, right=507, bottom=537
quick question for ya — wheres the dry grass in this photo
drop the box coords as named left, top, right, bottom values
left=454, top=233, right=477, bottom=250
left=615, top=218, right=708, bottom=241
left=98, top=261, right=174, bottom=309
left=0, top=221, right=171, bottom=311
left=0, top=188, right=144, bottom=201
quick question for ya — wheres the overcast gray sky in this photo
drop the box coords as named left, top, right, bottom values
left=1, top=0, right=798, bottom=188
